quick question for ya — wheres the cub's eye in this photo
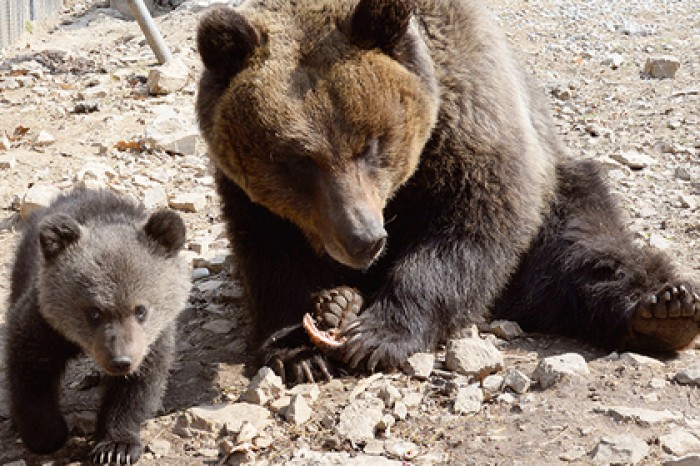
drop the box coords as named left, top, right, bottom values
left=86, top=307, right=102, bottom=324
left=134, top=305, right=148, bottom=323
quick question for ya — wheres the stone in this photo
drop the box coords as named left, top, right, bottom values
left=532, top=353, right=589, bottom=389
left=142, top=186, right=169, bottom=209
left=377, top=382, right=402, bottom=408
left=679, top=194, right=698, bottom=210
left=385, top=440, right=419, bottom=460
left=33, top=130, right=56, bottom=147
left=284, top=394, right=312, bottom=425
left=337, top=397, right=385, bottom=443
left=169, top=192, right=207, bottom=213
left=591, top=435, right=649, bottom=465
left=502, top=368, right=530, bottom=394
left=364, top=439, right=385, bottom=455
left=288, top=383, right=321, bottom=403
left=453, top=384, right=483, bottom=415
left=444, top=337, right=504, bottom=377
left=481, top=374, right=504, bottom=398
left=0, top=135, right=11, bottom=150
left=596, top=406, right=681, bottom=427
left=0, top=153, right=16, bottom=169
left=644, top=56, right=681, bottom=79
left=649, top=233, right=673, bottom=250
left=144, top=106, right=199, bottom=156
left=392, top=400, right=408, bottom=420
left=487, top=320, right=524, bottom=340
left=146, top=439, right=171, bottom=458
left=240, top=366, right=284, bottom=406
left=148, top=58, right=191, bottom=95
left=660, top=429, right=700, bottom=456
left=602, top=53, right=624, bottom=70
left=74, top=162, right=117, bottom=190
left=20, top=184, right=61, bottom=219
left=619, top=352, right=665, bottom=368
left=676, top=362, right=700, bottom=387
left=611, top=150, right=655, bottom=170
left=186, top=402, right=271, bottom=434
left=402, top=352, right=435, bottom=379
left=663, top=456, right=700, bottom=466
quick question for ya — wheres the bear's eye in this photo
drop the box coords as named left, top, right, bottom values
left=134, top=305, right=148, bottom=323
left=86, top=307, right=102, bottom=324
left=358, top=138, right=383, bottom=166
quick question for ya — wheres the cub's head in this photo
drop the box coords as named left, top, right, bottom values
left=197, top=0, right=439, bottom=269
left=36, top=210, right=190, bottom=376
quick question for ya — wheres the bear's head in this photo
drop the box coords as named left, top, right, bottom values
left=197, top=0, right=439, bottom=269
left=36, top=210, right=190, bottom=376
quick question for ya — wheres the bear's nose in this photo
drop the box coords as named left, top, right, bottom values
left=348, top=231, right=387, bottom=263
left=109, top=356, right=132, bottom=374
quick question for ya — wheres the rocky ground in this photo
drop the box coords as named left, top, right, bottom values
left=0, top=0, right=698, bottom=464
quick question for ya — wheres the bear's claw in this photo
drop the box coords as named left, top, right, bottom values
left=91, top=439, right=141, bottom=465
left=629, top=282, right=700, bottom=352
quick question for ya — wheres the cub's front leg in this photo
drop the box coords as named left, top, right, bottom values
left=91, top=326, right=175, bottom=465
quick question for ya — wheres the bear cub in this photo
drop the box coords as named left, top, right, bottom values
left=5, top=189, right=190, bottom=464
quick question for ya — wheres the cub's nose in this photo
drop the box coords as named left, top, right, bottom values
left=109, top=356, right=132, bottom=374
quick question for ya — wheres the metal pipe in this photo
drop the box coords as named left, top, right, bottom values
left=126, top=0, right=173, bottom=65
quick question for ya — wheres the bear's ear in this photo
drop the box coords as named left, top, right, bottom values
left=350, top=0, right=414, bottom=53
left=38, top=213, right=82, bottom=261
left=143, top=210, right=186, bottom=257
left=197, top=6, right=260, bottom=77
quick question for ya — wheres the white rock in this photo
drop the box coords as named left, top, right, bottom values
left=385, top=440, right=420, bottom=460
left=240, top=366, right=284, bottom=405
left=288, top=383, right=321, bottom=403
left=144, top=106, right=199, bottom=156
left=663, top=456, right=700, bottom=466
left=679, top=195, right=698, bottom=210
left=377, top=383, right=402, bottom=408
left=644, top=55, right=681, bottom=79
left=337, top=397, right=385, bottom=443
left=502, top=368, right=531, bottom=394
left=453, top=384, right=483, bottom=414
left=169, top=192, right=207, bottom=213
left=676, top=362, right=700, bottom=387
left=33, top=130, right=56, bottom=146
left=649, top=233, right=673, bottom=250
left=74, top=162, right=117, bottom=189
left=611, top=150, right=655, bottom=170
left=481, top=374, right=504, bottom=398
left=402, top=352, right=435, bottom=379
left=591, top=435, right=649, bottom=465
left=488, top=320, right=524, bottom=340
left=660, top=429, right=700, bottom=456
left=444, top=337, right=504, bottom=377
left=596, top=406, right=681, bottom=427
left=602, top=53, right=624, bottom=69
left=284, top=394, right=312, bottom=425
left=0, top=135, right=11, bottom=150
left=146, top=439, right=171, bottom=458
left=186, top=402, right=271, bottom=434
left=20, top=184, right=61, bottom=219
left=142, top=186, right=169, bottom=209
left=619, top=352, right=665, bottom=368
left=0, top=153, right=16, bottom=169
left=192, top=267, right=210, bottom=280
left=148, top=58, right=191, bottom=95
left=532, top=353, right=589, bottom=389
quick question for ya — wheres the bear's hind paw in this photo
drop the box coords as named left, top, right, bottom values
left=265, top=346, right=338, bottom=386
left=91, top=439, right=142, bottom=465
left=629, top=282, right=700, bottom=352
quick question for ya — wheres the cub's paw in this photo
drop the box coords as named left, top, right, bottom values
left=629, top=283, right=700, bottom=352
left=340, top=310, right=421, bottom=372
left=303, top=287, right=362, bottom=351
left=261, top=325, right=340, bottom=385
left=91, top=437, right=142, bottom=465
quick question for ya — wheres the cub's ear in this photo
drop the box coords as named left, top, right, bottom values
left=350, top=0, right=414, bottom=53
left=197, top=6, right=260, bottom=77
left=143, top=210, right=186, bottom=257
left=38, top=213, right=82, bottom=261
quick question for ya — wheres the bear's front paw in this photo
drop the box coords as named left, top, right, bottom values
left=629, top=282, right=700, bottom=352
left=303, top=287, right=362, bottom=351
left=91, top=437, right=143, bottom=465
left=340, top=312, right=418, bottom=372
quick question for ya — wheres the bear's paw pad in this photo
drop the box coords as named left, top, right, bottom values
left=632, top=283, right=700, bottom=351
left=304, top=287, right=362, bottom=351
left=91, top=439, right=142, bottom=465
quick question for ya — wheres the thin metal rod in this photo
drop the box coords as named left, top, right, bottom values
left=126, top=0, right=173, bottom=65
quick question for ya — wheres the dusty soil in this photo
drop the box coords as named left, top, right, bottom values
left=0, top=0, right=698, bottom=465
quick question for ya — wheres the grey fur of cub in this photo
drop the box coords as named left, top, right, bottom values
left=5, top=189, right=190, bottom=464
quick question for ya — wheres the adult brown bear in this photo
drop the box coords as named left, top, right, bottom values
left=196, top=0, right=699, bottom=385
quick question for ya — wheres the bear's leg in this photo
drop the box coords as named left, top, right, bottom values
left=91, top=325, right=175, bottom=465
left=6, top=298, right=78, bottom=454
left=494, top=160, right=699, bottom=352
left=216, top=172, right=350, bottom=385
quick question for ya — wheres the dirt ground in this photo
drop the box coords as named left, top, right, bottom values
left=0, top=0, right=698, bottom=465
